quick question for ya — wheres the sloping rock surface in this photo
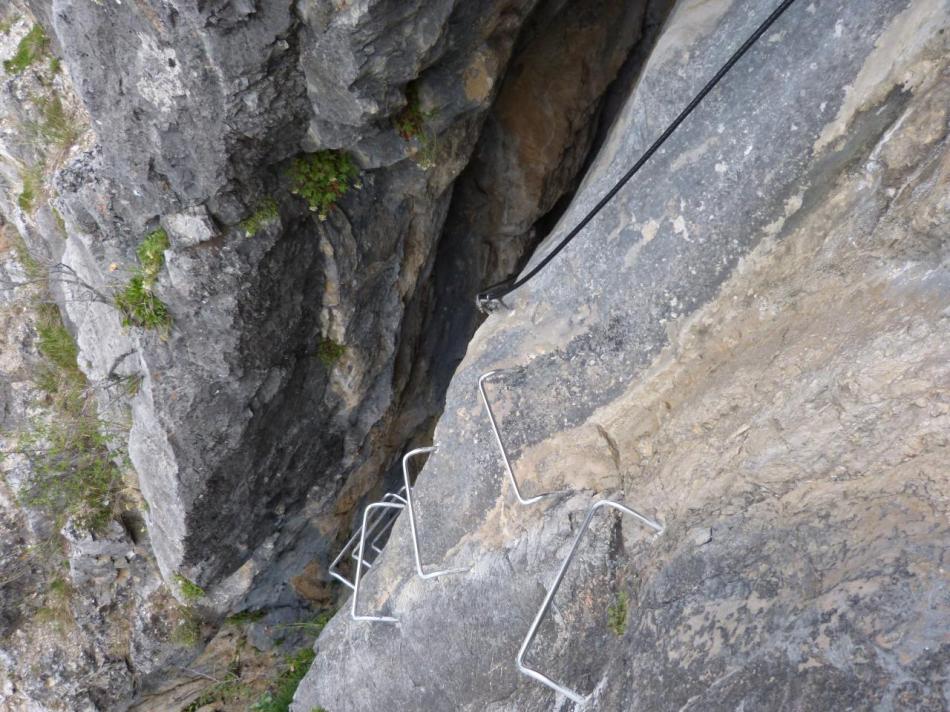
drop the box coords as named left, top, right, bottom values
left=294, top=0, right=950, bottom=709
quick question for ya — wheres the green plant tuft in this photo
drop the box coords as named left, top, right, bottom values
left=226, top=609, right=266, bottom=626
left=14, top=305, right=122, bottom=534
left=240, top=197, right=280, bottom=237
left=3, top=24, right=48, bottom=75
left=115, top=275, right=170, bottom=331
left=171, top=609, right=202, bottom=646
left=174, top=573, right=205, bottom=602
left=288, top=151, right=360, bottom=221
left=394, top=82, right=438, bottom=169
left=395, top=83, right=426, bottom=141
left=27, top=95, right=81, bottom=155
left=115, top=229, right=171, bottom=332
left=136, top=228, right=169, bottom=280
left=251, top=647, right=316, bottom=712
left=315, top=338, right=345, bottom=369
left=607, top=590, right=629, bottom=636
left=36, top=304, right=80, bottom=374
left=17, top=165, right=42, bottom=213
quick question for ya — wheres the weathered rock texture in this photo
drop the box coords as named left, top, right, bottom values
left=1, top=0, right=655, bottom=707
left=295, top=0, right=950, bottom=709
left=1, top=0, right=643, bottom=609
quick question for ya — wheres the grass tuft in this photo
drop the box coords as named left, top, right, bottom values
left=13, top=305, right=122, bottom=533
left=17, top=165, right=42, bottom=213
left=3, top=24, right=48, bottom=75
left=27, top=95, right=81, bottom=155
left=115, top=228, right=171, bottom=332
left=251, top=647, right=316, bottom=712
left=173, top=573, right=205, bottom=602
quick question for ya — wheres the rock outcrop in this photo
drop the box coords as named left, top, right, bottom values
left=294, top=0, right=950, bottom=710
left=0, top=0, right=656, bottom=708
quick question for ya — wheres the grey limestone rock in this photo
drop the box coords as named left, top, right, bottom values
left=293, top=0, right=950, bottom=709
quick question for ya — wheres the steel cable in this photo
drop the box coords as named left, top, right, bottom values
left=476, top=0, right=800, bottom=312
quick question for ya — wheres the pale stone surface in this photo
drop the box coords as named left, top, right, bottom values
left=294, top=1, right=950, bottom=709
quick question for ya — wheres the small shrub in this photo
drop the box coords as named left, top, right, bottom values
left=394, top=83, right=426, bottom=141
left=173, top=573, right=205, bottom=602
left=288, top=151, right=360, bottom=221
left=3, top=24, right=48, bottom=75
left=315, top=338, right=345, bottom=368
left=240, top=197, right=280, bottom=237
left=607, top=590, right=628, bottom=636
left=251, top=647, right=316, bottom=712
left=115, top=229, right=171, bottom=332
left=394, top=83, right=438, bottom=169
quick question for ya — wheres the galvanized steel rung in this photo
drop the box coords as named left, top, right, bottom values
left=517, top=499, right=664, bottom=704
left=478, top=369, right=570, bottom=505
left=351, top=501, right=405, bottom=623
left=403, top=446, right=467, bottom=579
left=329, top=487, right=406, bottom=590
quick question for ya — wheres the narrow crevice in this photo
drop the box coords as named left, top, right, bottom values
left=389, top=0, right=677, bottom=450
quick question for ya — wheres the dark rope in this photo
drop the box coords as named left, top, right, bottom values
left=476, top=0, right=800, bottom=312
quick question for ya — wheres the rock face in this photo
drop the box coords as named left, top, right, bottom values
left=294, top=1, right=950, bottom=710
left=5, top=0, right=619, bottom=605
left=1, top=0, right=655, bottom=707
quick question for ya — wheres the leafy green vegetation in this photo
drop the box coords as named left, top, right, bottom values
left=240, top=197, right=280, bottom=237
left=3, top=24, right=48, bottom=75
left=395, top=83, right=426, bottom=141
left=251, top=647, right=316, bottom=712
left=14, top=305, right=123, bottom=533
left=173, top=573, right=205, bottom=602
left=288, top=151, right=360, bottom=221
left=315, top=338, right=345, bottom=368
left=394, top=82, right=437, bottom=169
left=607, top=590, right=629, bottom=636
left=115, top=228, right=171, bottom=332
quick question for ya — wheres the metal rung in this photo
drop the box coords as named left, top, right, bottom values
left=403, top=447, right=467, bottom=579
left=478, top=370, right=569, bottom=505
left=351, top=501, right=406, bottom=623
left=517, top=499, right=663, bottom=704
left=329, top=487, right=406, bottom=589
